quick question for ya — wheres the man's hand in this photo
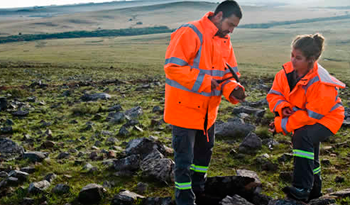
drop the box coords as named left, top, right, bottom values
left=268, top=122, right=276, bottom=133
left=230, top=86, right=246, bottom=102
left=211, top=78, right=219, bottom=90
left=282, top=107, right=294, bottom=118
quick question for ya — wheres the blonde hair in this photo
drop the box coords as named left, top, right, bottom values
left=291, top=33, right=325, bottom=60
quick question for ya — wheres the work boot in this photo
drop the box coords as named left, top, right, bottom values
left=282, top=186, right=310, bottom=201
left=309, top=175, right=322, bottom=200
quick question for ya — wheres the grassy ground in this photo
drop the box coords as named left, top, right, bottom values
left=0, top=19, right=349, bottom=204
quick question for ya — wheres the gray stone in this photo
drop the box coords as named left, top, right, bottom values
left=0, top=126, right=13, bottom=134
left=5, top=119, right=14, bottom=125
left=106, top=137, right=119, bottom=145
left=12, top=110, right=29, bottom=116
left=219, top=195, right=254, bottom=205
left=118, top=126, right=129, bottom=136
left=81, top=93, right=111, bottom=101
left=232, top=106, right=266, bottom=118
left=28, top=180, right=51, bottom=194
left=57, top=152, right=70, bottom=159
left=113, top=154, right=140, bottom=171
left=83, top=163, right=94, bottom=171
left=0, top=171, right=8, bottom=178
left=236, top=169, right=261, bottom=184
left=52, top=184, right=70, bottom=194
left=44, top=173, right=57, bottom=183
left=20, top=166, right=36, bottom=174
left=108, top=112, right=125, bottom=124
left=0, top=97, right=7, bottom=111
left=125, top=106, right=143, bottom=119
left=108, top=104, right=122, bottom=112
left=278, top=153, right=293, bottom=163
left=152, top=106, right=162, bottom=113
left=215, top=120, right=255, bottom=138
left=135, top=182, right=148, bottom=194
left=8, top=170, right=29, bottom=182
left=140, top=150, right=174, bottom=183
left=125, top=137, right=168, bottom=159
left=78, top=183, right=106, bottom=204
left=142, top=197, right=174, bottom=205
left=111, top=190, right=145, bottom=205
left=330, top=188, right=350, bottom=197
left=0, top=138, right=24, bottom=159
left=21, top=197, right=35, bottom=205
left=238, top=133, right=262, bottom=153
left=23, top=152, right=47, bottom=162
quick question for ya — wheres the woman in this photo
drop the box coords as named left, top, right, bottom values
left=267, top=33, right=346, bottom=201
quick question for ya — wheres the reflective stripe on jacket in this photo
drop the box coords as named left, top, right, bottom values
left=164, top=12, right=243, bottom=131
left=267, top=61, right=346, bottom=135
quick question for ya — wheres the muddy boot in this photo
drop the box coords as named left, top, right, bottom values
left=309, top=174, right=322, bottom=200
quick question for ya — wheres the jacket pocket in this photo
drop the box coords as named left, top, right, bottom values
left=177, top=93, right=204, bottom=110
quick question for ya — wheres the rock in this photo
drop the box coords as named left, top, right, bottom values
left=81, top=93, right=111, bottom=101
left=321, top=159, right=331, bottom=166
left=21, top=197, right=35, bottom=205
left=135, top=182, right=148, bottom=194
left=152, top=106, right=162, bottom=113
left=113, top=154, right=140, bottom=171
left=309, top=198, right=336, bottom=205
left=233, top=106, right=266, bottom=118
left=78, top=183, right=106, bottom=204
left=268, top=199, right=305, bottom=205
left=251, top=193, right=272, bottom=205
left=7, top=177, right=19, bottom=186
left=335, top=176, right=345, bottom=183
left=0, top=171, right=8, bottom=178
left=41, top=140, right=56, bottom=149
left=219, top=195, right=254, bottom=205
left=329, top=188, right=350, bottom=197
left=5, top=119, right=14, bottom=125
left=262, top=138, right=279, bottom=148
left=133, top=125, right=144, bottom=132
left=27, top=97, right=36, bottom=102
left=118, top=126, right=129, bottom=136
left=20, top=167, right=36, bottom=174
left=254, top=156, right=278, bottom=171
left=278, top=153, right=293, bottom=163
left=238, top=133, right=262, bottom=153
left=107, top=112, right=125, bottom=124
left=0, top=97, right=7, bottom=111
left=125, top=137, right=169, bottom=159
left=94, top=141, right=102, bottom=147
left=12, top=110, right=29, bottom=117
left=236, top=169, right=261, bottom=184
left=28, top=180, right=51, bottom=194
left=57, top=152, right=70, bottom=159
left=8, top=170, right=29, bottom=182
left=215, top=120, right=255, bottom=138
left=342, top=120, right=350, bottom=128
left=108, top=104, right=122, bottom=112
left=125, top=106, right=143, bottom=119
left=62, top=90, right=71, bottom=97
left=111, top=190, right=145, bottom=205
left=0, top=126, right=13, bottom=134
left=279, top=172, right=293, bottom=183
left=52, top=184, right=70, bottom=194
left=140, top=150, right=174, bottom=183
left=106, top=137, right=119, bottom=145
left=83, top=163, right=94, bottom=171
left=0, top=138, right=24, bottom=159
left=142, top=197, right=174, bottom=205
left=44, top=173, right=57, bottom=183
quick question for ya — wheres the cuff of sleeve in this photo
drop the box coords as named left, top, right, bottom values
left=276, top=103, right=293, bottom=117
left=222, top=81, right=244, bottom=104
left=274, top=116, right=288, bottom=135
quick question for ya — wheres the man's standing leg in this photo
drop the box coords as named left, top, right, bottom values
left=172, top=126, right=196, bottom=205
left=191, top=125, right=215, bottom=195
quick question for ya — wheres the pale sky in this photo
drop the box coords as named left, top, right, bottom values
left=0, top=0, right=119, bottom=9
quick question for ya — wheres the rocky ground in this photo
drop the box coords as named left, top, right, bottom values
left=0, top=71, right=350, bottom=205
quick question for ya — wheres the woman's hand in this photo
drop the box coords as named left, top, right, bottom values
left=268, top=122, right=276, bottom=133
left=282, top=107, right=294, bottom=118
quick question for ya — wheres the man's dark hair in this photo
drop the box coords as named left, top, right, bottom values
left=214, top=0, right=242, bottom=19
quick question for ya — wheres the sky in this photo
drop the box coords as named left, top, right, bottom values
left=0, top=0, right=119, bottom=9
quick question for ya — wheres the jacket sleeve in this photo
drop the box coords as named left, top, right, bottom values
left=221, top=39, right=244, bottom=104
left=266, top=71, right=293, bottom=117
left=164, top=27, right=212, bottom=93
left=274, top=82, right=338, bottom=134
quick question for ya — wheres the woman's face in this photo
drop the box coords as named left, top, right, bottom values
left=291, top=48, right=311, bottom=74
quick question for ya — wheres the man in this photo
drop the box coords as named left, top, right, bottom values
left=163, top=1, right=245, bottom=204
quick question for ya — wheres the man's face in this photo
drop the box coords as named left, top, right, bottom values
left=216, top=14, right=240, bottom=38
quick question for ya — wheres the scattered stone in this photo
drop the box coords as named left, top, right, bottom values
left=219, top=195, right=254, bottom=205
left=125, top=106, right=143, bottom=119
left=83, top=163, right=93, bottom=171
left=113, top=154, right=140, bottom=171
left=5, top=119, right=14, bottom=125
left=335, top=176, right=345, bottom=183
left=107, top=112, right=125, bottom=124
left=8, top=170, right=29, bottom=182
left=125, top=137, right=169, bottom=159
left=233, top=106, right=266, bottom=118
left=78, top=183, right=106, bottom=204
left=278, top=153, right=293, bottom=163
left=106, top=137, right=118, bottom=145
left=108, top=104, right=122, bottom=112
left=140, top=150, right=174, bottom=183
left=0, top=171, right=8, bottom=178
left=152, top=106, right=162, bottom=113
left=238, top=133, right=262, bottom=153
left=44, top=173, right=57, bottom=183
left=23, top=151, right=47, bottom=162
left=329, top=188, right=350, bottom=198
left=12, top=110, right=29, bottom=117
left=0, top=97, right=7, bottom=111
left=135, top=182, right=148, bottom=194
left=81, top=93, right=111, bottom=101
left=133, top=125, right=144, bottom=132
left=215, top=120, right=255, bottom=138
left=94, top=141, right=102, bottom=147
left=28, top=180, right=50, bottom=194
left=57, top=152, right=70, bottom=159
left=111, top=190, right=145, bottom=205
left=52, top=184, right=70, bottom=194
left=255, top=155, right=278, bottom=171
left=0, top=126, right=13, bottom=134
left=21, top=197, right=35, bottom=205
left=118, top=126, right=129, bottom=136
left=41, top=141, right=55, bottom=149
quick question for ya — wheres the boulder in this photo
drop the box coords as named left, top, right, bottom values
left=215, top=120, right=255, bottom=138
left=78, top=183, right=106, bottom=204
left=238, top=133, right=262, bottom=153
left=81, top=93, right=111, bottom=101
left=219, top=195, right=254, bottom=205
left=0, top=138, right=24, bottom=159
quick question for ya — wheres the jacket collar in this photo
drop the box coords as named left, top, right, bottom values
left=200, top=12, right=219, bottom=38
left=283, top=61, right=318, bottom=86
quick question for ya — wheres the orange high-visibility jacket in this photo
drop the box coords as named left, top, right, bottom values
left=164, top=12, right=243, bottom=131
left=267, top=61, right=346, bottom=135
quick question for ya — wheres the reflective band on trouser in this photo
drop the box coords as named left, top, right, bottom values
left=175, top=182, right=192, bottom=190
left=313, top=166, right=321, bottom=174
left=190, top=164, right=208, bottom=173
left=293, top=149, right=314, bottom=160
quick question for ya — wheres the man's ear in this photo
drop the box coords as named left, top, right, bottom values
left=213, top=11, right=223, bottom=22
